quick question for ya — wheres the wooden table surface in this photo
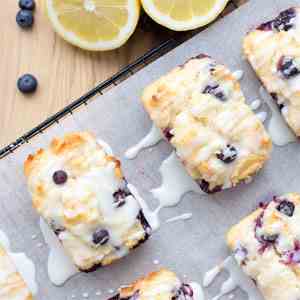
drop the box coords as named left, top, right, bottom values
left=0, top=0, right=246, bottom=148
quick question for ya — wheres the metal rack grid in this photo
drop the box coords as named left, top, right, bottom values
left=0, top=0, right=241, bottom=159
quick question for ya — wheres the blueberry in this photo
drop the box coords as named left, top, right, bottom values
left=234, top=246, right=248, bottom=265
left=198, top=179, right=222, bottom=194
left=261, top=234, right=278, bottom=243
left=181, top=284, right=193, bottom=297
left=92, top=229, right=109, bottom=245
left=49, top=220, right=65, bottom=235
left=163, top=127, right=174, bottom=141
left=276, top=200, right=295, bottom=217
left=113, top=187, right=131, bottom=208
left=196, top=53, right=210, bottom=59
left=257, top=21, right=273, bottom=31
left=216, top=145, right=238, bottom=163
left=277, top=56, right=300, bottom=79
left=273, top=8, right=296, bottom=31
left=16, top=9, right=34, bottom=28
left=255, top=212, right=278, bottom=253
left=52, top=170, right=68, bottom=185
left=17, top=74, right=38, bottom=93
left=137, top=211, right=152, bottom=238
left=19, top=0, right=35, bottom=10
left=203, top=84, right=226, bottom=101
left=172, top=284, right=193, bottom=300
left=108, top=295, right=120, bottom=300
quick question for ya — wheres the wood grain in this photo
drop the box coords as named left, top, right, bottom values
left=0, top=0, right=247, bottom=148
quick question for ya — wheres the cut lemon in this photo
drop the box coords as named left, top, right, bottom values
left=141, top=0, right=229, bottom=31
left=46, top=0, right=140, bottom=51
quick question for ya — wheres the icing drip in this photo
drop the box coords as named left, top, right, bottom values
left=189, top=282, right=205, bottom=300
left=165, top=213, right=193, bottom=224
left=259, top=86, right=296, bottom=146
left=151, top=152, right=202, bottom=208
left=250, top=99, right=262, bottom=110
left=256, top=111, right=268, bottom=123
left=125, top=125, right=163, bottom=159
left=39, top=218, right=79, bottom=286
left=203, top=265, right=221, bottom=287
left=129, top=152, right=203, bottom=232
left=232, top=70, right=244, bottom=81
left=203, top=256, right=263, bottom=300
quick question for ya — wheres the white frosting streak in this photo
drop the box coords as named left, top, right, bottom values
left=39, top=218, right=79, bottom=286
left=189, top=282, right=205, bottom=300
left=151, top=152, right=202, bottom=208
left=125, top=125, right=163, bottom=159
left=204, top=256, right=263, bottom=300
left=165, top=213, right=193, bottom=224
left=259, top=86, right=296, bottom=146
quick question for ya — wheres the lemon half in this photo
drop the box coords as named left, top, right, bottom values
left=46, top=0, right=140, bottom=51
left=141, top=0, right=230, bottom=31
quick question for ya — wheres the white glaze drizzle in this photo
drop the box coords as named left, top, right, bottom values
left=232, top=70, right=244, bottom=81
left=256, top=111, right=268, bottom=123
left=97, top=138, right=113, bottom=155
left=37, top=136, right=146, bottom=286
left=259, top=86, right=296, bottom=146
left=39, top=218, right=79, bottom=286
left=129, top=152, right=202, bottom=232
left=151, top=152, right=202, bottom=208
left=203, top=265, right=221, bottom=287
left=0, top=230, right=38, bottom=295
left=204, top=256, right=263, bottom=300
left=165, top=213, right=193, bottom=224
left=189, top=282, right=205, bottom=300
left=125, top=125, right=163, bottom=159
left=127, top=184, right=161, bottom=231
left=250, top=99, right=262, bottom=111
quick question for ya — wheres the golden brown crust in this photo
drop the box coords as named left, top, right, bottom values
left=227, top=193, right=300, bottom=300
left=118, top=269, right=180, bottom=299
left=243, top=8, right=300, bottom=136
left=142, top=57, right=272, bottom=192
left=24, top=131, right=150, bottom=271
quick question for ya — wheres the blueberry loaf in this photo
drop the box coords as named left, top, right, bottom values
left=142, top=56, right=272, bottom=193
left=24, top=132, right=151, bottom=272
left=0, top=245, right=33, bottom=300
left=227, top=193, right=300, bottom=300
left=108, top=269, right=202, bottom=300
left=244, top=7, right=300, bottom=136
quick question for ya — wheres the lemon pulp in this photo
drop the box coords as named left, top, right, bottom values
left=142, top=0, right=229, bottom=31
left=47, top=0, right=140, bottom=50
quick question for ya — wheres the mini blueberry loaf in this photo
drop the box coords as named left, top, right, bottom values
left=24, top=132, right=151, bottom=272
left=108, top=269, right=201, bottom=300
left=142, top=56, right=272, bottom=193
left=227, top=193, right=300, bottom=300
left=244, top=7, right=300, bottom=136
left=0, top=245, right=33, bottom=300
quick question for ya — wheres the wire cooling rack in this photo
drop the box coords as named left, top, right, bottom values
left=0, top=0, right=243, bottom=159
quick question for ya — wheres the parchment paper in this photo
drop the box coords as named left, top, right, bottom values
left=1, top=0, right=300, bottom=298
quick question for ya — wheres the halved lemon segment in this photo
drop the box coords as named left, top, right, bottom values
left=141, top=0, right=230, bottom=31
left=46, top=0, right=140, bottom=51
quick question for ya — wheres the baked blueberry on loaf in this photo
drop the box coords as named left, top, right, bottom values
left=24, top=132, right=151, bottom=272
left=244, top=7, right=300, bottom=136
left=142, top=56, right=272, bottom=193
left=0, top=245, right=33, bottom=300
left=227, top=193, right=300, bottom=300
left=108, top=269, right=201, bottom=300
